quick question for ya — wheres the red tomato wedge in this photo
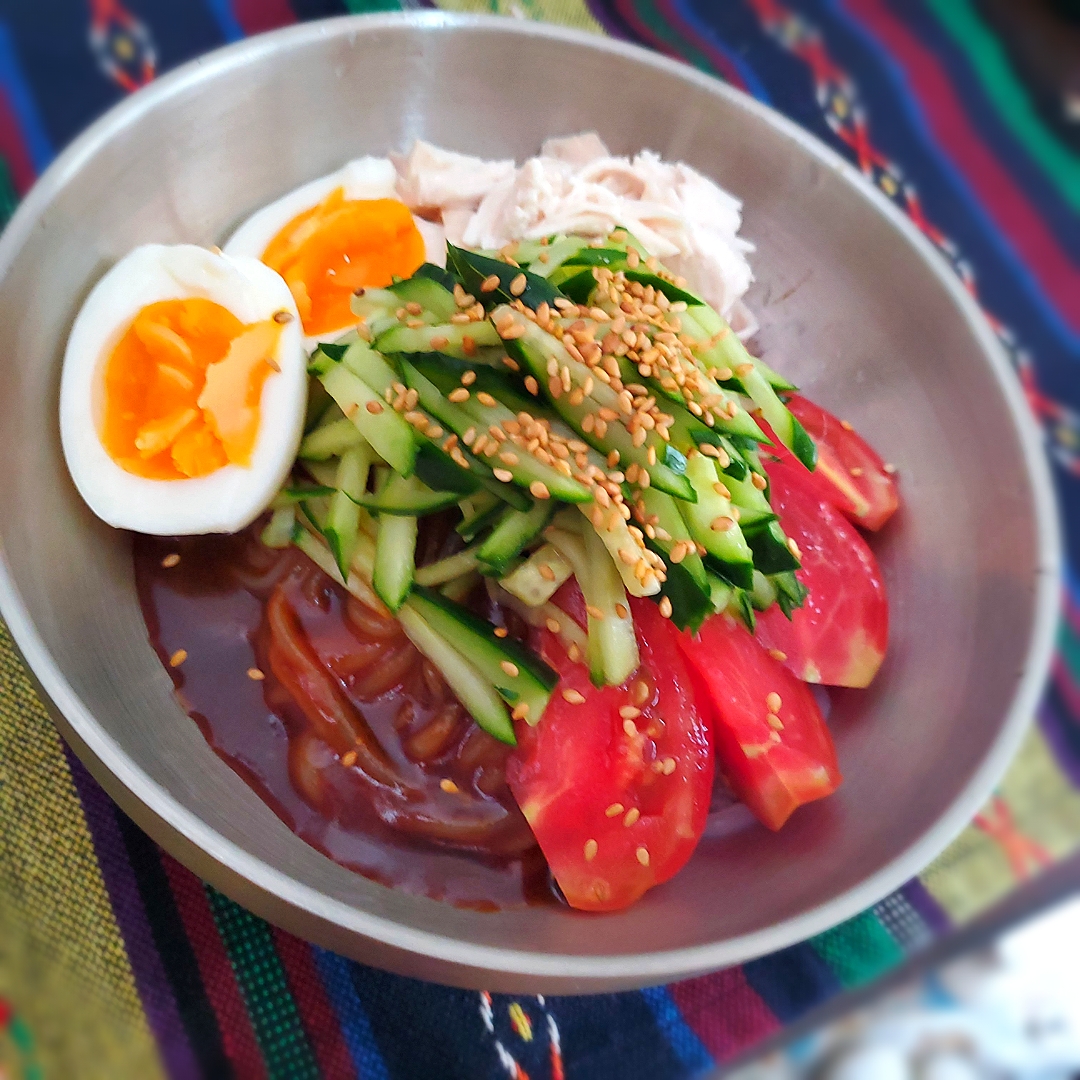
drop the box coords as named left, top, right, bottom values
left=507, top=598, right=713, bottom=912
left=781, top=395, right=899, bottom=532
left=755, top=455, right=889, bottom=688
left=678, top=614, right=841, bottom=830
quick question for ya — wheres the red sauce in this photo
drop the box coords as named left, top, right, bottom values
left=134, top=526, right=556, bottom=909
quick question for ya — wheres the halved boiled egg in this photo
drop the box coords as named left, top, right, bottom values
left=60, top=243, right=306, bottom=535
left=223, top=157, right=446, bottom=348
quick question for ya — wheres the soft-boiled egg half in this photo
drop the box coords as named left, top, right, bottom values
left=60, top=244, right=306, bottom=535
left=223, top=156, right=446, bottom=348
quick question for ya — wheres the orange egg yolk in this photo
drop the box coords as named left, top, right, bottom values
left=101, top=298, right=282, bottom=480
left=261, top=188, right=425, bottom=336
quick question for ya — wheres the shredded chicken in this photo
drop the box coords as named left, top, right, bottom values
left=393, top=134, right=758, bottom=336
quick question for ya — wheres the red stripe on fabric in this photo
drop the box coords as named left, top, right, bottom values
left=272, top=928, right=358, bottom=1080
left=667, top=968, right=780, bottom=1062
left=0, top=90, right=36, bottom=194
left=231, top=0, right=296, bottom=35
left=161, top=854, right=268, bottom=1080
left=844, top=0, right=1080, bottom=335
left=654, top=0, right=749, bottom=90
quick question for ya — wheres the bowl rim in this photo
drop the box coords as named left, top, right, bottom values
left=0, top=10, right=1062, bottom=985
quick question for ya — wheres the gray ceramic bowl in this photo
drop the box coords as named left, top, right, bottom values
left=0, top=13, right=1060, bottom=993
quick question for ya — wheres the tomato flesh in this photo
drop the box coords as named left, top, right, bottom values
left=784, top=395, right=899, bottom=531
left=507, top=598, right=713, bottom=911
left=679, top=613, right=841, bottom=830
left=756, top=455, right=889, bottom=688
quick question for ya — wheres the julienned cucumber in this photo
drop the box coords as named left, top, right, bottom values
left=688, top=304, right=796, bottom=393
left=349, top=472, right=459, bottom=516
left=299, top=416, right=365, bottom=460
left=679, top=452, right=754, bottom=590
left=476, top=500, right=554, bottom=576
left=319, top=364, right=417, bottom=477
left=324, top=445, right=372, bottom=579
left=407, top=587, right=558, bottom=724
left=373, top=513, right=417, bottom=613
left=499, top=543, right=573, bottom=607
left=397, top=603, right=516, bottom=745
left=446, top=244, right=561, bottom=312
left=387, top=272, right=457, bottom=323
left=375, top=320, right=501, bottom=358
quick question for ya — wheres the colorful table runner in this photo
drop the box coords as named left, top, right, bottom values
left=1, top=1, right=1079, bottom=1077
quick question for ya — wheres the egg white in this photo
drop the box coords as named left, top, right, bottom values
left=222, top=156, right=446, bottom=349
left=60, top=243, right=306, bottom=536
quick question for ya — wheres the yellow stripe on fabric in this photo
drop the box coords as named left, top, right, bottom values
left=433, top=0, right=604, bottom=35
left=920, top=727, right=1080, bottom=924
left=0, top=619, right=164, bottom=1080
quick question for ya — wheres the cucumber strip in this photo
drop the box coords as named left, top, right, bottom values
left=527, top=236, right=589, bottom=278
left=720, top=461, right=774, bottom=523
left=679, top=452, right=754, bottom=590
left=299, top=495, right=330, bottom=533
left=271, top=484, right=337, bottom=507
left=499, top=543, right=573, bottom=607
left=407, top=587, right=558, bottom=724
left=414, top=547, right=480, bottom=588
left=299, top=417, right=365, bottom=460
left=261, top=505, right=295, bottom=549
left=637, top=488, right=708, bottom=591
left=772, top=570, right=809, bottom=618
left=703, top=573, right=755, bottom=632
left=387, top=274, right=457, bottom=322
left=294, top=524, right=386, bottom=615
left=320, top=364, right=417, bottom=476
left=489, top=581, right=588, bottom=656
left=748, top=570, right=778, bottom=612
left=716, top=437, right=750, bottom=481
left=350, top=286, right=400, bottom=323
left=476, top=501, right=554, bottom=576
left=304, top=376, right=334, bottom=433
left=446, top=244, right=562, bottom=312
left=397, top=603, right=516, bottom=744
left=739, top=364, right=816, bottom=471
left=547, top=525, right=639, bottom=687
left=689, top=304, right=795, bottom=392
left=325, top=445, right=372, bottom=579
left=373, top=513, right=417, bottom=612
left=743, top=519, right=801, bottom=575
left=457, top=491, right=503, bottom=540
left=413, top=442, right=481, bottom=496
left=577, top=502, right=662, bottom=598
left=302, top=459, right=339, bottom=488
left=441, top=571, right=479, bottom=604
left=375, top=320, right=501, bottom=358
left=400, top=360, right=592, bottom=505
left=350, top=472, right=460, bottom=516
left=498, top=307, right=694, bottom=502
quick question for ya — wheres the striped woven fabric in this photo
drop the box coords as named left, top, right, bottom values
left=1, top=1, right=1078, bottom=1077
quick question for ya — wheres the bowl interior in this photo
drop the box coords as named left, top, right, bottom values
left=0, top=15, right=1055, bottom=991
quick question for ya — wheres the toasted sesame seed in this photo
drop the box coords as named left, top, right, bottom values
left=448, top=387, right=470, bottom=403
left=768, top=648, right=788, bottom=662
left=584, top=838, right=598, bottom=861
left=463, top=426, right=477, bottom=446
left=736, top=362, right=754, bottom=377
left=751, top=472, right=768, bottom=490
left=659, top=596, right=673, bottom=619
left=525, top=375, right=539, bottom=395
left=476, top=391, right=496, bottom=408
left=530, top=481, right=551, bottom=500
left=499, top=660, right=520, bottom=679
left=623, top=718, right=638, bottom=737
left=632, top=680, right=651, bottom=706
left=713, top=481, right=731, bottom=499
left=787, top=537, right=802, bottom=559
left=340, top=750, right=358, bottom=768
left=546, top=617, right=563, bottom=634
left=440, top=778, right=460, bottom=794
left=462, top=335, right=477, bottom=356
left=840, top=419, right=854, bottom=430
left=615, top=603, right=629, bottom=620
left=538, top=564, right=556, bottom=582
left=169, top=649, right=187, bottom=668
left=511, top=702, right=531, bottom=721
left=567, top=642, right=582, bottom=662
left=662, top=757, right=676, bottom=775
left=883, top=462, right=898, bottom=474
left=161, top=553, right=181, bottom=568
left=273, top=309, right=293, bottom=324
left=499, top=451, right=520, bottom=466
left=345, top=402, right=360, bottom=418
left=560, top=687, right=586, bottom=706
left=711, top=516, right=735, bottom=532
left=636, top=846, right=650, bottom=866
left=767, top=713, right=785, bottom=730
left=509, top=273, right=527, bottom=296
left=246, top=667, right=264, bottom=681
left=606, top=802, right=624, bottom=817
left=850, top=466, right=864, bottom=477
left=620, top=706, right=641, bottom=720
left=624, top=807, right=640, bottom=827
left=766, top=691, right=783, bottom=713
left=586, top=604, right=605, bottom=621
left=481, top=274, right=500, bottom=292
left=493, top=468, right=513, bottom=482
left=494, top=627, right=509, bottom=638
left=365, top=399, right=384, bottom=415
